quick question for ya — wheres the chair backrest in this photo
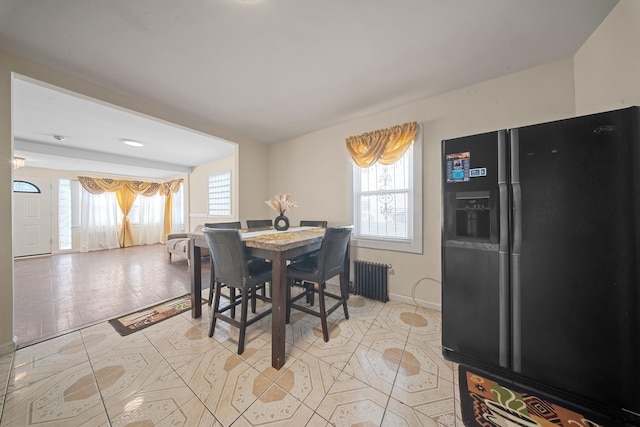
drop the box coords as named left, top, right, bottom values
left=205, top=221, right=241, bottom=229
left=192, top=224, right=206, bottom=233
left=203, top=229, right=250, bottom=290
left=299, top=220, right=328, bottom=228
left=246, top=219, right=273, bottom=229
left=316, top=225, right=353, bottom=281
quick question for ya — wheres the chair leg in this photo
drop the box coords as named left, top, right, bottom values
left=341, top=279, right=350, bottom=320
left=230, top=288, right=236, bottom=318
left=209, top=278, right=223, bottom=338
left=208, top=259, right=215, bottom=306
left=251, top=287, right=257, bottom=313
left=238, top=290, right=250, bottom=355
left=286, top=277, right=292, bottom=324
left=317, top=281, right=329, bottom=342
left=306, top=281, right=315, bottom=306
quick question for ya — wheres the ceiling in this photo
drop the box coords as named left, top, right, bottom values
left=0, top=0, right=619, bottom=179
left=12, top=78, right=236, bottom=179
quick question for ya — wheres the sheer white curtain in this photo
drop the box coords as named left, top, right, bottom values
left=80, top=189, right=120, bottom=252
left=137, top=193, right=164, bottom=245
left=171, top=183, right=185, bottom=233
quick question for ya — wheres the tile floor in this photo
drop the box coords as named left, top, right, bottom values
left=3, top=246, right=464, bottom=426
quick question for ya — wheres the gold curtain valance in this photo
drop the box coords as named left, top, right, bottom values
left=346, top=121, right=418, bottom=168
left=78, top=176, right=182, bottom=196
left=78, top=177, right=184, bottom=248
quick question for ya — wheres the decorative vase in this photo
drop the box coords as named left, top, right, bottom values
left=274, top=214, right=290, bottom=231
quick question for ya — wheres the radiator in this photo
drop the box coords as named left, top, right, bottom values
left=353, top=260, right=390, bottom=302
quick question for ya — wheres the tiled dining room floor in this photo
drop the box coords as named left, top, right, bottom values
left=2, top=245, right=462, bottom=426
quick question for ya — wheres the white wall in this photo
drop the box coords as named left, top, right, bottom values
left=574, top=0, right=640, bottom=114
left=269, top=59, right=577, bottom=308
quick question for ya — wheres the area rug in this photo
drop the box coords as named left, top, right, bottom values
left=459, top=365, right=611, bottom=427
left=108, top=294, right=205, bottom=336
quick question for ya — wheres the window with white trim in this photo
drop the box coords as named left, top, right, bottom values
left=58, top=179, right=81, bottom=251
left=351, top=132, right=422, bottom=253
left=208, top=172, right=232, bottom=216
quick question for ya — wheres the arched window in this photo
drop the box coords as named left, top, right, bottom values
left=13, top=180, right=41, bottom=193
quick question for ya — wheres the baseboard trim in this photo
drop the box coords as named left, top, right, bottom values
left=388, top=292, right=441, bottom=311
left=0, top=340, right=16, bottom=356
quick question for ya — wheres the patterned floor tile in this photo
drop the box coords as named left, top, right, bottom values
left=12, top=331, right=85, bottom=370
left=2, top=360, right=109, bottom=426
left=81, top=321, right=160, bottom=365
left=8, top=344, right=89, bottom=395
left=381, top=397, right=442, bottom=426
left=142, top=314, right=225, bottom=372
left=360, top=328, right=409, bottom=353
left=316, top=371, right=390, bottom=426
left=376, top=302, right=419, bottom=335
left=343, top=344, right=400, bottom=395
left=157, top=395, right=221, bottom=426
left=93, top=348, right=175, bottom=405
left=345, top=294, right=386, bottom=318
left=303, top=317, right=365, bottom=347
left=285, top=316, right=319, bottom=353
left=391, top=366, right=456, bottom=426
left=401, top=338, right=454, bottom=382
left=407, top=306, right=442, bottom=343
left=4, top=253, right=459, bottom=427
left=231, top=383, right=314, bottom=426
left=305, top=334, right=359, bottom=371
left=104, top=368, right=197, bottom=427
left=242, top=341, right=299, bottom=382
left=275, top=351, right=341, bottom=411
left=195, top=353, right=274, bottom=426
left=305, top=413, right=334, bottom=427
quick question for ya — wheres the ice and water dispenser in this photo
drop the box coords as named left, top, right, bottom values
left=454, top=193, right=491, bottom=240
left=444, top=191, right=497, bottom=244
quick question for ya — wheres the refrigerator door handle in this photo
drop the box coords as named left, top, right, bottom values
left=497, top=130, right=510, bottom=368
left=510, top=128, right=522, bottom=372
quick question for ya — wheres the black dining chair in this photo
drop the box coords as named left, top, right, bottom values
left=293, top=220, right=328, bottom=304
left=204, top=222, right=242, bottom=308
left=299, top=220, right=328, bottom=228
left=204, top=228, right=272, bottom=354
left=246, top=219, right=273, bottom=229
left=286, top=225, right=353, bottom=342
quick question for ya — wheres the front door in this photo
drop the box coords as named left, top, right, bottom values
left=13, top=177, right=52, bottom=257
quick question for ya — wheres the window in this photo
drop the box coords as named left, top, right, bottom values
left=13, top=180, right=40, bottom=193
left=208, top=172, right=231, bottom=216
left=58, top=179, right=82, bottom=251
left=59, top=179, right=73, bottom=250
left=351, top=131, right=422, bottom=253
left=171, top=182, right=185, bottom=233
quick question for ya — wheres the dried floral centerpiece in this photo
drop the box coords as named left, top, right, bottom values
left=266, top=193, right=298, bottom=231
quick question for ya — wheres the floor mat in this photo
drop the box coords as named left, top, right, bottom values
left=108, top=294, right=205, bottom=336
left=459, top=365, right=611, bottom=426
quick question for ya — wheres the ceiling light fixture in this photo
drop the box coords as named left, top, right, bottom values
left=12, top=157, right=26, bottom=169
left=122, top=139, right=144, bottom=147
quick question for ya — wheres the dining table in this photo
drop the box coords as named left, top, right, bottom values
left=188, top=226, right=350, bottom=370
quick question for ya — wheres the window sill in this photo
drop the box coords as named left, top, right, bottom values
left=352, top=236, right=422, bottom=254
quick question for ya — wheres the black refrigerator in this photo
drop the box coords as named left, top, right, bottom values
left=441, top=106, right=640, bottom=424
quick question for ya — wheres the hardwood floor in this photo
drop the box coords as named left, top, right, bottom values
left=13, top=243, right=210, bottom=348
